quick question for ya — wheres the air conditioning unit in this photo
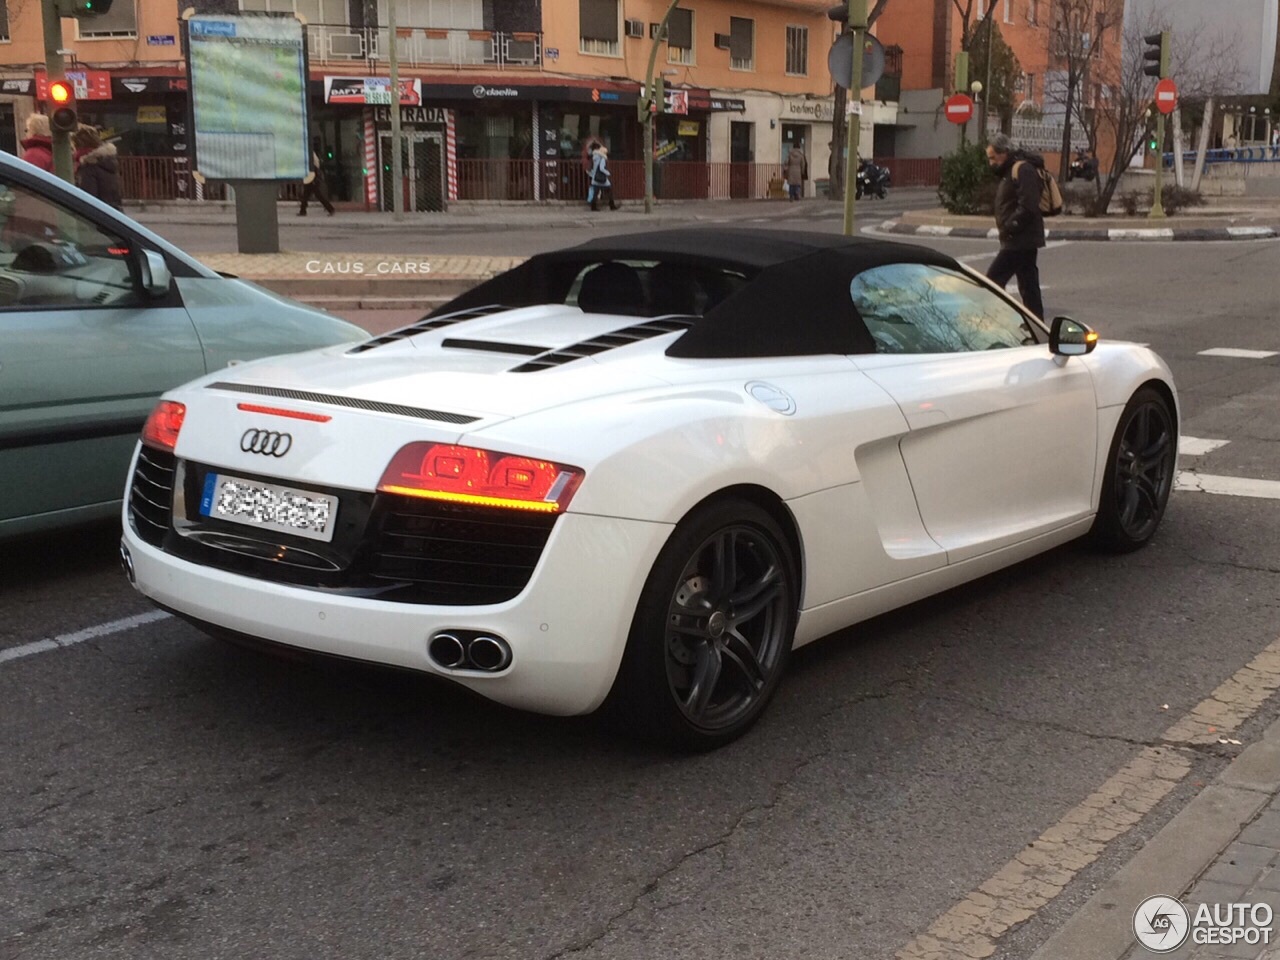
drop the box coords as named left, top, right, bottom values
left=649, top=21, right=667, bottom=40
left=625, top=18, right=644, bottom=38
left=714, top=32, right=731, bottom=50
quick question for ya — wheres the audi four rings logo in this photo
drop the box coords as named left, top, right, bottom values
left=241, top=429, right=292, bottom=456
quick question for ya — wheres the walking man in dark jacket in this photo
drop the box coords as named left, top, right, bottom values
left=985, top=133, right=1045, bottom=320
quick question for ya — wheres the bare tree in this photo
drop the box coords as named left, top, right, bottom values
left=1047, top=0, right=1123, bottom=181
left=1089, top=14, right=1243, bottom=214
left=830, top=0, right=894, bottom=201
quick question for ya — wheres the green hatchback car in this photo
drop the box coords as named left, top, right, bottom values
left=0, top=152, right=366, bottom=539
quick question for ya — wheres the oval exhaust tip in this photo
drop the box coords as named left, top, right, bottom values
left=467, top=636, right=511, bottom=672
left=428, top=633, right=466, bottom=669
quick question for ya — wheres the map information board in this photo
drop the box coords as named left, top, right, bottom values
left=187, top=14, right=309, bottom=181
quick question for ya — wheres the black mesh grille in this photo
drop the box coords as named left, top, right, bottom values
left=128, top=446, right=176, bottom=546
left=368, top=500, right=556, bottom=605
left=160, top=461, right=556, bottom=606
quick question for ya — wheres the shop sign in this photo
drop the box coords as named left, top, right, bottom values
left=0, top=78, right=32, bottom=94
left=678, top=120, right=700, bottom=136
left=373, top=105, right=449, bottom=125
left=147, top=35, right=176, bottom=45
left=664, top=90, right=688, bottom=115
left=36, top=70, right=111, bottom=101
left=137, top=105, right=167, bottom=124
left=784, top=100, right=835, bottom=122
left=325, top=76, right=421, bottom=105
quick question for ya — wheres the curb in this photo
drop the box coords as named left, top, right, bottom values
left=1029, top=715, right=1280, bottom=960
left=880, top=220, right=1280, bottom=242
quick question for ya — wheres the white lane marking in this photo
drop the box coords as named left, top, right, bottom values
left=1176, top=471, right=1280, bottom=499
left=1198, top=347, right=1279, bottom=359
left=1179, top=436, right=1231, bottom=457
left=0, top=610, right=171, bottom=667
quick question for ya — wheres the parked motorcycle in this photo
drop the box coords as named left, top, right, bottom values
left=855, top=159, right=891, bottom=199
left=1067, top=149, right=1098, bottom=183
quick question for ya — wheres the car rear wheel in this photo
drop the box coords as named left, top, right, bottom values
left=605, top=499, right=798, bottom=751
left=1091, top=386, right=1177, bottom=553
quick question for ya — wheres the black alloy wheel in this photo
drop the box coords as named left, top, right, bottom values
left=1091, top=387, right=1177, bottom=552
left=606, top=499, right=798, bottom=750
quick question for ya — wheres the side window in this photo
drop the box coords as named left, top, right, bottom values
left=850, top=262, right=1036, bottom=354
left=0, top=178, right=140, bottom=310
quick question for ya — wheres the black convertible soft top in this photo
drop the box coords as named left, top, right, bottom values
left=429, top=228, right=962, bottom=358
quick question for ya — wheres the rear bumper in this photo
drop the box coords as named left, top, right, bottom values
left=122, top=499, right=672, bottom=716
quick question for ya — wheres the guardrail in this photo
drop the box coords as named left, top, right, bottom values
left=1162, top=145, right=1280, bottom=166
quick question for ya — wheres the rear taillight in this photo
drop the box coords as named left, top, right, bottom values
left=141, top=401, right=186, bottom=452
left=377, top=443, right=584, bottom=514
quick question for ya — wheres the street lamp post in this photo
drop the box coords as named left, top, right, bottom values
left=641, top=0, right=681, bottom=214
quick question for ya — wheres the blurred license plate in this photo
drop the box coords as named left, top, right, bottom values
left=199, top=473, right=337, bottom=542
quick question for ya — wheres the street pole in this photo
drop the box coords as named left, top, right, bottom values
left=982, top=9, right=994, bottom=138
left=841, top=0, right=867, bottom=236
left=40, top=0, right=72, bottom=182
left=642, top=0, right=680, bottom=215
left=1149, top=31, right=1169, bottom=220
left=388, top=0, right=404, bottom=220
left=955, top=51, right=969, bottom=147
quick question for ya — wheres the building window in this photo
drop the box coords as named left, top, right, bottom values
left=77, top=0, right=136, bottom=37
left=785, top=25, right=808, bottom=76
left=729, top=16, right=753, bottom=71
left=371, top=0, right=481, bottom=29
left=0, top=0, right=8, bottom=41
left=1003, top=0, right=1011, bottom=21
left=579, top=0, right=620, bottom=56
left=1025, top=73, right=1036, bottom=100
left=667, top=7, right=694, bottom=65
left=244, top=0, right=351, bottom=24
left=1028, top=0, right=1038, bottom=24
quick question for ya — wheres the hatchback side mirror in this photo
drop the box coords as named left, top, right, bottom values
left=1050, top=316, right=1098, bottom=357
left=135, top=248, right=172, bottom=298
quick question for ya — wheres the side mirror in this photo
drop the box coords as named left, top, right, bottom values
left=135, top=248, right=172, bottom=298
left=1050, top=316, right=1098, bottom=357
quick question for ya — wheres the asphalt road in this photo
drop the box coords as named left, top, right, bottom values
left=4, top=235, right=1280, bottom=960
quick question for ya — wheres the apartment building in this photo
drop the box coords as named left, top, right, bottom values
left=875, top=0, right=1115, bottom=168
left=0, top=0, right=894, bottom=205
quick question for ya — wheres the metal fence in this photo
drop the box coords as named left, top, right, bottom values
left=117, top=156, right=943, bottom=205
left=1162, top=145, right=1280, bottom=166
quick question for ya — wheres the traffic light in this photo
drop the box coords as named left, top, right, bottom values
left=54, top=0, right=114, bottom=16
left=47, top=80, right=77, bottom=135
left=1142, top=31, right=1169, bottom=79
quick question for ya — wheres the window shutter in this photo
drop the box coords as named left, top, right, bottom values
left=667, top=7, right=692, bottom=49
left=729, top=17, right=752, bottom=61
left=579, top=0, right=618, bottom=43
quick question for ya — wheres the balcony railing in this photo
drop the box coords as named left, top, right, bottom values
left=306, top=25, right=542, bottom=69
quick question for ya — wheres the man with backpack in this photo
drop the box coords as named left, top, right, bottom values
left=985, top=133, right=1060, bottom=321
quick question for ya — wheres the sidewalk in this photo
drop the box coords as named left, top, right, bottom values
left=882, top=205, right=1280, bottom=242
left=1031, top=715, right=1280, bottom=960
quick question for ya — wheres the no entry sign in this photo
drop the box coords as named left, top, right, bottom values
left=1155, top=78, right=1178, bottom=115
left=945, top=93, right=975, bottom=125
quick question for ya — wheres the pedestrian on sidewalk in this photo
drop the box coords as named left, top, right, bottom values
left=785, top=141, right=809, bottom=201
left=20, top=114, right=53, bottom=173
left=985, top=133, right=1046, bottom=320
left=589, top=144, right=618, bottom=212
left=72, top=126, right=123, bottom=211
left=298, top=137, right=335, bottom=217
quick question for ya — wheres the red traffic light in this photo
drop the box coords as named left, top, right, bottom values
left=49, top=80, right=72, bottom=103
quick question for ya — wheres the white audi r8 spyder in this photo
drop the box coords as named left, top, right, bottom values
left=120, top=230, right=1179, bottom=749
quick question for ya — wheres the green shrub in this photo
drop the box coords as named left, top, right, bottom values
left=1161, top=186, right=1205, bottom=215
left=1120, top=191, right=1141, bottom=216
left=937, top=145, right=993, bottom=215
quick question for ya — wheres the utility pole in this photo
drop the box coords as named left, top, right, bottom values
left=841, top=0, right=867, bottom=236
left=388, top=0, right=404, bottom=220
left=640, top=0, right=680, bottom=214
left=40, top=0, right=72, bottom=182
